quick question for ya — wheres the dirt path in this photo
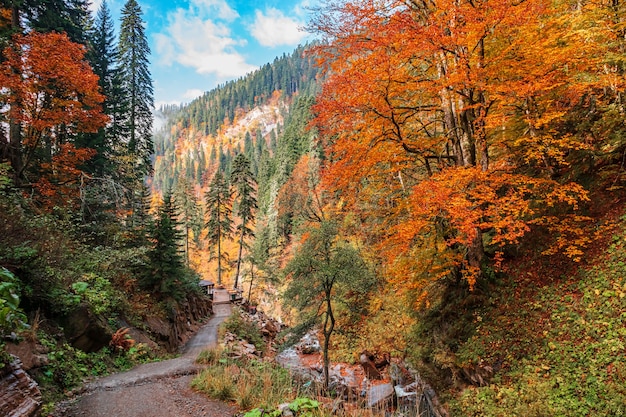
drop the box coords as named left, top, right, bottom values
left=52, top=289, right=237, bottom=417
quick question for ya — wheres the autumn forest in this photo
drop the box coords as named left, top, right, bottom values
left=1, top=0, right=626, bottom=415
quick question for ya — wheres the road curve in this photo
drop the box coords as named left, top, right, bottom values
left=52, top=289, right=235, bottom=417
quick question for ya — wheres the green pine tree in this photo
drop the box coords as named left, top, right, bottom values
left=24, top=0, right=92, bottom=45
left=144, top=193, right=186, bottom=299
left=80, top=0, right=116, bottom=175
left=205, top=170, right=233, bottom=286
left=174, top=176, right=202, bottom=266
left=117, top=0, right=154, bottom=178
left=230, top=153, right=257, bottom=289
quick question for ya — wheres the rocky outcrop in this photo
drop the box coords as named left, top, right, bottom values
left=0, top=356, right=41, bottom=417
left=61, top=304, right=112, bottom=353
left=145, top=293, right=213, bottom=352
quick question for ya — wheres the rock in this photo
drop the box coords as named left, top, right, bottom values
left=5, top=340, right=49, bottom=371
left=143, top=293, right=213, bottom=352
left=296, top=331, right=321, bottom=354
left=394, top=384, right=417, bottom=398
left=61, top=304, right=112, bottom=353
left=146, top=316, right=171, bottom=339
left=0, top=356, right=41, bottom=417
left=278, top=402, right=294, bottom=417
left=366, top=382, right=394, bottom=408
left=389, top=362, right=415, bottom=386
left=359, top=351, right=382, bottom=380
left=276, top=347, right=323, bottom=383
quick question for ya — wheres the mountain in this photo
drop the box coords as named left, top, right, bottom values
left=150, top=43, right=322, bottom=287
left=152, top=44, right=320, bottom=197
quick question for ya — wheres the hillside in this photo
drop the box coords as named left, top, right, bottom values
left=150, top=44, right=321, bottom=289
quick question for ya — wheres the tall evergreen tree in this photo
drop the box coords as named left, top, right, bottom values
left=117, top=0, right=154, bottom=177
left=205, top=170, right=233, bottom=286
left=80, top=0, right=116, bottom=175
left=174, top=175, right=202, bottom=267
left=23, top=0, right=92, bottom=44
left=230, top=153, right=257, bottom=289
left=145, top=193, right=185, bottom=299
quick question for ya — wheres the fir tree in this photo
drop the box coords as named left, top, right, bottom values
left=205, top=170, right=233, bottom=286
left=145, top=193, right=185, bottom=298
left=174, top=176, right=202, bottom=266
left=117, top=0, right=154, bottom=177
left=230, top=153, right=257, bottom=289
left=24, top=0, right=92, bottom=45
left=80, top=0, right=116, bottom=175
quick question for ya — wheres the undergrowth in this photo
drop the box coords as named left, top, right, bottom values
left=192, top=347, right=380, bottom=416
left=192, top=349, right=293, bottom=410
left=220, top=307, right=266, bottom=353
left=36, top=332, right=153, bottom=411
left=447, top=215, right=626, bottom=416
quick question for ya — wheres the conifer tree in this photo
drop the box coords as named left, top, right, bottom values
left=230, top=153, right=257, bottom=289
left=174, top=176, right=202, bottom=266
left=24, top=0, right=92, bottom=45
left=205, top=170, right=233, bottom=286
left=145, top=192, right=185, bottom=298
left=81, top=0, right=116, bottom=175
left=117, top=0, right=154, bottom=178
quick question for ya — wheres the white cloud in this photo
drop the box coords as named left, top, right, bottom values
left=190, top=0, right=238, bottom=21
left=183, top=89, right=204, bottom=100
left=155, top=9, right=256, bottom=79
left=249, top=8, right=307, bottom=47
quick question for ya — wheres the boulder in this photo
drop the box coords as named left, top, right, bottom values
left=359, top=351, right=382, bottom=380
left=296, top=331, right=321, bottom=354
left=61, top=304, right=111, bottom=353
left=5, top=340, right=49, bottom=371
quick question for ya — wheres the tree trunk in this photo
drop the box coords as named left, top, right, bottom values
left=8, top=121, right=22, bottom=185
left=234, top=225, right=245, bottom=289
left=247, top=263, right=255, bottom=303
left=7, top=6, right=23, bottom=185
left=322, top=290, right=335, bottom=390
left=217, top=228, right=222, bottom=286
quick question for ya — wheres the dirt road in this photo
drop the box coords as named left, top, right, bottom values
left=52, top=289, right=236, bottom=417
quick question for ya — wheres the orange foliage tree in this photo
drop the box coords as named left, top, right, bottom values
left=310, top=0, right=617, bottom=294
left=0, top=31, right=107, bottom=204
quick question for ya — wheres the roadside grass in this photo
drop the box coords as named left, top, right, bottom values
left=448, top=216, right=626, bottom=416
left=192, top=347, right=381, bottom=416
left=192, top=350, right=295, bottom=410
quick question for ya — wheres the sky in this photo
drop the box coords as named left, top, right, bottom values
left=89, top=0, right=315, bottom=108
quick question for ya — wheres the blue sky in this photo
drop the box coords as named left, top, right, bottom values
left=90, top=0, right=314, bottom=108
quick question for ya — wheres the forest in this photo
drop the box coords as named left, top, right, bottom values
left=1, top=0, right=626, bottom=415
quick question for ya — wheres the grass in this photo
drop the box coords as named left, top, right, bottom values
left=192, top=349, right=294, bottom=410
left=447, top=215, right=626, bottom=416
left=192, top=347, right=384, bottom=416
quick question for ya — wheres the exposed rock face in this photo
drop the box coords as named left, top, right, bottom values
left=0, top=356, right=41, bottom=417
left=146, top=294, right=213, bottom=352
